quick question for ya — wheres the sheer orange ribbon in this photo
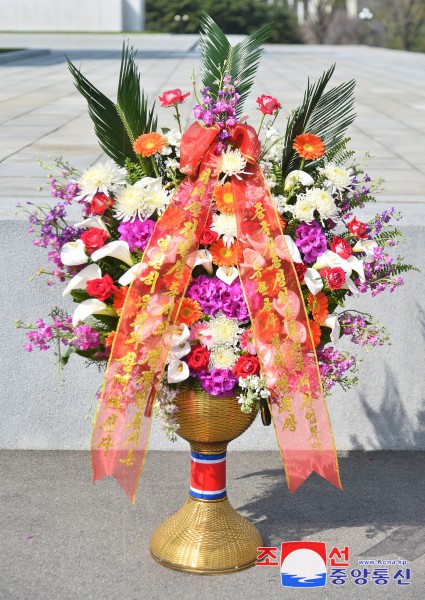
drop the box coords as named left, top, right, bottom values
left=92, top=122, right=341, bottom=503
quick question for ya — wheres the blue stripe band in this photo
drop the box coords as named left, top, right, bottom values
left=191, top=451, right=226, bottom=461
left=190, top=489, right=227, bottom=500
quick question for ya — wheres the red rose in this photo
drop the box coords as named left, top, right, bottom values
left=90, top=193, right=114, bottom=215
left=80, top=227, right=108, bottom=255
left=232, top=355, right=260, bottom=379
left=321, top=267, right=346, bottom=290
left=159, top=88, right=190, bottom=107
left=294, top=262, right=307, bottom=281
left=329, top=236, right=352, bottom=259
left=86, top=274, right=118, bottom=301
left=256, top=94, right=281, bottom=115
left=347, top=217, right=368, bottom=239
left=187, top=345, right=210, bottom=371
left=199, top=227, right=218, bottom=246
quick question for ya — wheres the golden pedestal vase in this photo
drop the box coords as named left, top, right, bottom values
left=150, top=383, right=263, bottom=574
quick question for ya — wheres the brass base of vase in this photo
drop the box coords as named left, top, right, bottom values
left=150, top=495, right=263, bottom=575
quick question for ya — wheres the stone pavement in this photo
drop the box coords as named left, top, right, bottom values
left=0, top=33, right=424, bottom=220
left=1, top=450, right=424, bottom=600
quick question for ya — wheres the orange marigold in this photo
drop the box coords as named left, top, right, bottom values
left=113, top=286, right=129, bottom=316
left=176, top=298, right=203, bottom=328
left=133, top=132, right=166, bottom=157
left=293, top=133, right=325, bottom=161
left=210, top=239, right=240, bottom=267
left=307, top=291, right=329, bottom=324
left=214, top=182, right=235, bottom=214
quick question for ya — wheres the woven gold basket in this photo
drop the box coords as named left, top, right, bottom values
left=150, top=382, right=263, bottom=574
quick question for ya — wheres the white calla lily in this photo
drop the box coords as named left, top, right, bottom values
left=62, top=264, right=102, bottom=297
left=314, top=250, right=360, bottom=298
left=75, top=215, right=109, bottom=233
left=323, top=315, right=341, bottom=345
left=167, top=324, right=191, bottom=362
left=304, top=268, right=323, bottom=295
left=190, top=249, right=213, bottom=274
left=72, top=299, right=117, bottom=326
left=118, top=262, right=143, bottom=286
left=60, top=239, right=88, bottom=266
left=347, top=256, right=365, bottom=283
left=352, top=239, right=378, bottom=263
left=91, top=240, right=133, bottom=266
left=284, top=169, right=314, bottom=192
left=284, top=235, right=303, bottom=263
left=167, top=359, right=190, bottom=383
left=216, top=266, right=239, bottom=285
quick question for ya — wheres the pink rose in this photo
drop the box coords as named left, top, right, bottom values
left=329, top=236, right=352, bottom=259
left=256, top=95, right=281, bottom=115
left=159, top=88, right=190, bottom=107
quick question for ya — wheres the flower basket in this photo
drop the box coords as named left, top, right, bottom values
left=18, top=13, right=417, bottom=574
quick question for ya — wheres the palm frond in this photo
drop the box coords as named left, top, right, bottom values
left=68, top=59, right=136, bottom=166
left=281, top=65, right=356, bottom=178
left=199, top=13, right=230, bottom=91
left=230, top=23, right=273, bottom=116
left=68, top=43, right=157, bottom=168
left=117, top=43, right=157, bottom=142
left=199, top=12, right=271, bottom=115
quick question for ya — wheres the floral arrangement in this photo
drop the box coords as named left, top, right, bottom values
left=18, top=16, right=416, bottom=451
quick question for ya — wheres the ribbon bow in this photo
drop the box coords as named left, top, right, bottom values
left=92, top=122, right=341, bottom=503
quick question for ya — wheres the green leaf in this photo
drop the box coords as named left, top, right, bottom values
left=199, top=12, right=272, bottom=116
left=68, top=42, right=157, bottom=168
left=281, top=65, right=356, bottom=179
left=116, top=43, right=157, bottom=142
left=68, top=59, right=137, bottom=166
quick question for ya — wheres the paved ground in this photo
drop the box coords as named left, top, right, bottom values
left=1, top=451, right=424, bottom=600
left=0, top=33, right=424, bottom=221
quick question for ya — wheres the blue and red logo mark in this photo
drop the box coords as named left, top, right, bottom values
left=280, top=541, right=327, bottom=587
left=256, top=543, right=411, bottom=588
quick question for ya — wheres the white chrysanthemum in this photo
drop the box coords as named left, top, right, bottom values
left=113, top=177, right=169, bottom=221
left=143, top=186, right=170, bottom=217
left=210, top=213, right=238, bottom=247
left=209, top=347, right=238, bottom=370
left=221, top=147, right=248, bottom=180
left=204, top=314, right=242, bottom=349
left=319, top=163, right=352, bottom=191
left=291, top=197, right=316, bottom=223
left=113, top=185, right=147, bottom=221
left=272, top=194, right=288, bottom=212
left=76, top=160, right=127, bottom=200
left=305, top=188, right=338, bottom=220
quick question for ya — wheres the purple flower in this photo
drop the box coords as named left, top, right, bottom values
left=198, top=369, right=237, bottom=396
left=187, top=275, right=248, bottom=322
left=73, top=325, right=100, bottom=351
left=295, top=221, right=327, bottom=263
left=118, top=218, right=155, bottom=252
left=193, top=105, right=204, bottom=120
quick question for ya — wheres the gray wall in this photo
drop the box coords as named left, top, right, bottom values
left=1, top=209, right=423, bottom=452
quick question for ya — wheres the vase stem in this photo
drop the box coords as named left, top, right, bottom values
left=190, top=449, right=227, bottom=501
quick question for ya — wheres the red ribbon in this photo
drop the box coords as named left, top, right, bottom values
left=92, top=122, right=341, bottom=503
